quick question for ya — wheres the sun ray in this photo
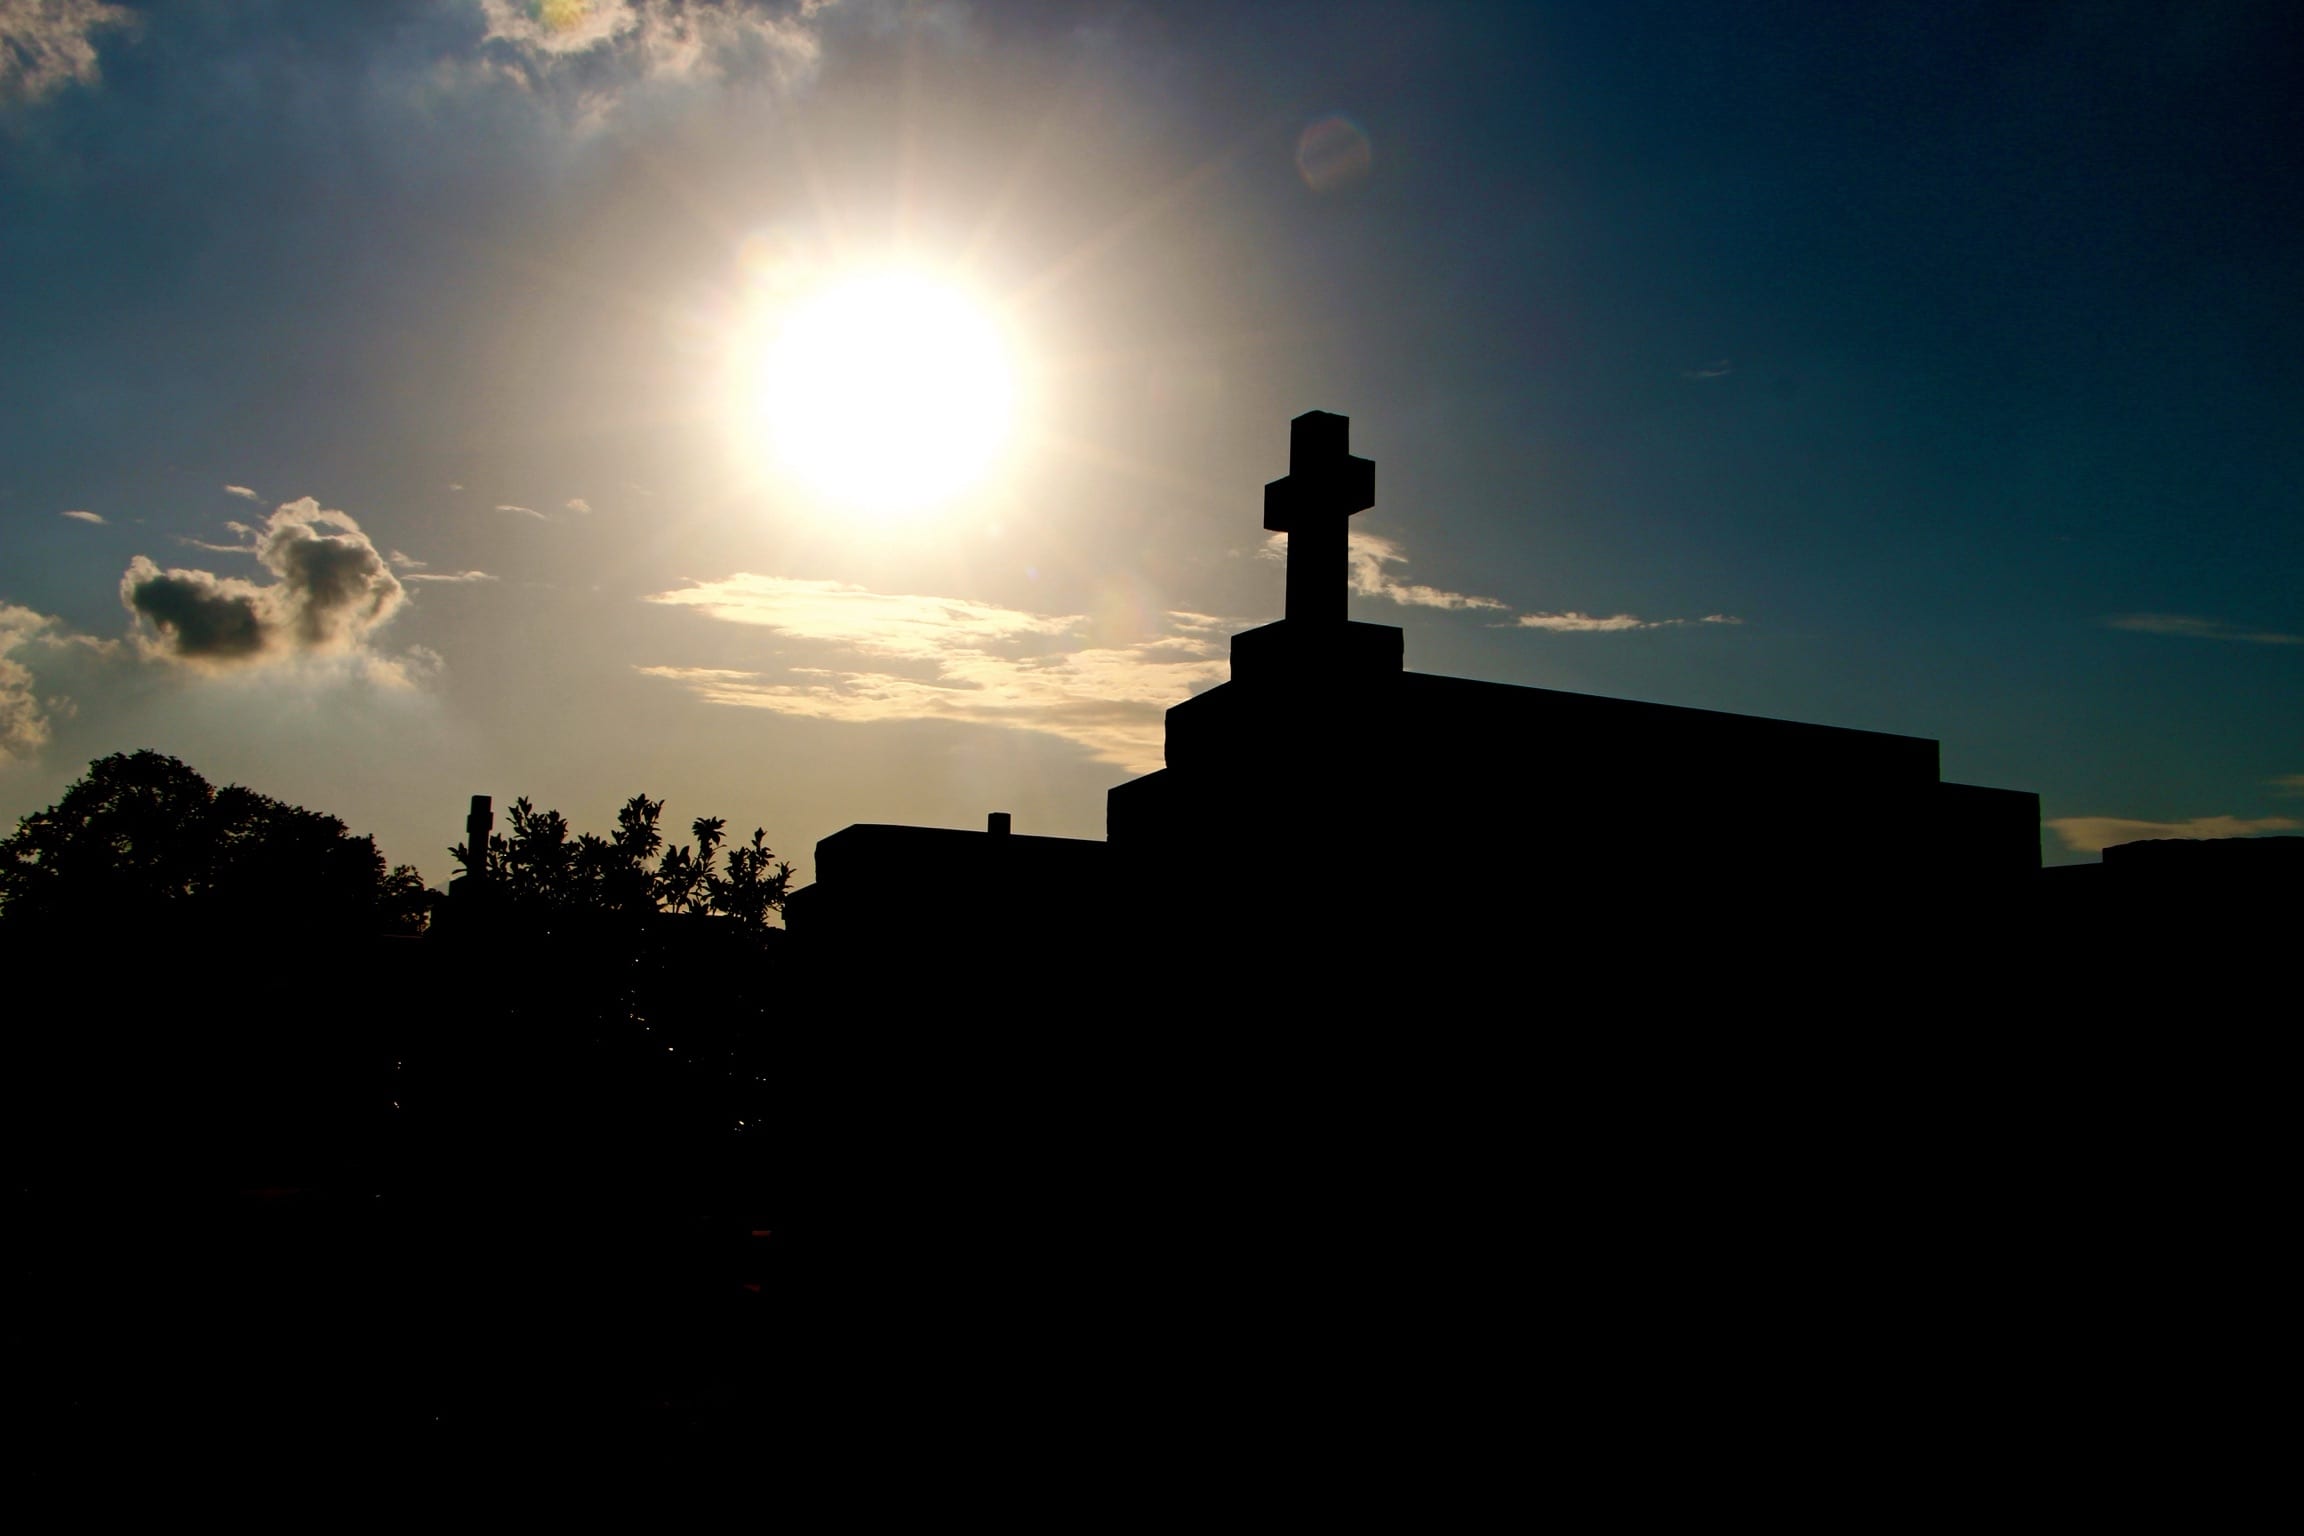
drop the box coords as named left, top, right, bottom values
left=1003, top=104, right=1306, bottom=314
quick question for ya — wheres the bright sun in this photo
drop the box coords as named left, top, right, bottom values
left=747, top=269, right=1018, bottom=518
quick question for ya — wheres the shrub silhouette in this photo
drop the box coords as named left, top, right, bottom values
left=450, top=791, right=792, bottom=931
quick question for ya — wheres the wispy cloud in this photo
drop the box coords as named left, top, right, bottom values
left=402, top=570, right=498, bottom=584
left=564, top=497, right=592, bottom=514
left=2107, top=613, right=2302, bottom=646
left=495, top=503, right=546, bottom=519
left=1682, top=359, right=1733, bottom=380
left=650, top=575, right=1083, bottom=657
left=1262, top=531, right=1740, bottom=631
left=642, top=573, right=1231, bottom=772
left=1515, top=610, right=1744, bottom=632
left=1261, top=532, right=1508, bottom=611
left=0, top=0, right=135, bottom=104
left=60, top=509, right=106, bottom=525
left=176, top=521, right=260, bottom=556
left=222, top=484, right=260, bottom=501
left=2046, top=814, right=2301, bottom=855
left=1347, top=532, right=1509, bottom=611
left=2271, top=774, right=2304, bottom=799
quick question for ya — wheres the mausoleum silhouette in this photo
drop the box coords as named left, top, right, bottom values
left=784, top=411, right=2042, bottom=969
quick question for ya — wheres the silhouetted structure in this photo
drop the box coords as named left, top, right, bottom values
left=2040, top=832, right=2299, bottom=958
left=782, top=811, right=1107, bottom=953
left=789, top=410, right=2042, bottom=973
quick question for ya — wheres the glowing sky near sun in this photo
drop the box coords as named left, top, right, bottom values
left=1, top=2, right=2298, bottom=885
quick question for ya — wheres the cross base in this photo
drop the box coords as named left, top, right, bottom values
left=1230, top=618, right=1403, bottom=684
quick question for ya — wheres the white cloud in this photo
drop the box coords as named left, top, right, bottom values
left=0, top=602, right=58, bottom=764
left=2107, top=613, right=2302, bottom=646
left=495, top=503, right=546, bottom=518
left=402, top=570, right=498, bottom=584
left=0, top=0, right=134, bottom=104
left=2046, top=814, right=2302, bottom=855
left=1682, top=359, right=1733, bottom=380
left=120, top=498, right=412, bottom=672
left=60, top=508, right=105, bottom=525
left=565, top=498, right=593, bottom=514
left=642, top=573, right=1231, bottom=771
left=222, top=484, right=260, bottom=501
left=0, top=601, right=114, bottom=766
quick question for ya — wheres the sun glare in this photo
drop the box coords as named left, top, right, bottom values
left=747, top=269, right=1018, bottom=519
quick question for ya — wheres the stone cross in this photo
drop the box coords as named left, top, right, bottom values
left=1264, top=410, right=1375, bottom=624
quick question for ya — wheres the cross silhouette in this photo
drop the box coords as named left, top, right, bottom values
left=1264, top=410, right=1375, bottom=623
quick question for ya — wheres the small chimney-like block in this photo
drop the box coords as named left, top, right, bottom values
left=988, top=812, right=1012, bottom=837
left=466, top=794, right=494, bottom=878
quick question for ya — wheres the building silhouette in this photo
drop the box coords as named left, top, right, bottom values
left=785, top=411, right=2044, bottom=978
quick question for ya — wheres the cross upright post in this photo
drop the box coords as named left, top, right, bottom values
left=1264, top=410, right=1375, bottom=624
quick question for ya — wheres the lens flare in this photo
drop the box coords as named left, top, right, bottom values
left=1296, top=114, right=1374, bottom=192
left=747, top=269, right=1017, bottom=518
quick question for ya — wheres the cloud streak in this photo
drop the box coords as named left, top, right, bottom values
left=1262, top=531, right=1508, bottom=611
left=2046, top=814, right=2301, bottom=855
left=1263, top=532, right=1739, bottom=630
left=60, top=508, right=105, bottom=524
left=2107, top=613, right=2302, bottom=646
left=642, top=574, right=1230, bottom=771
left=1516, top=611, right=1743, bottom=632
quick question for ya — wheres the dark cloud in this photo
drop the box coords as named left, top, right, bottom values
left=118, top=563, right=269, bottom=660
left=120, top=497, right=408, bottom=668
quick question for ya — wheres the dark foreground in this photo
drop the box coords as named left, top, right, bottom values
left=11, top=923, right=2279, bottom=1507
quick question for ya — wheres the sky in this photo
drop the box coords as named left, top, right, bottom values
left=4, top=0, right=2300, bottom=887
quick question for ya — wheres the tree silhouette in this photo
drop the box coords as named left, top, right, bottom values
left=0, top=749, right=432, bottom=934
left=451, top=793, right=791, bottom=931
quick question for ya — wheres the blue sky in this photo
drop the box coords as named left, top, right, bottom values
left=4, top=0, right=2299, bottom=882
